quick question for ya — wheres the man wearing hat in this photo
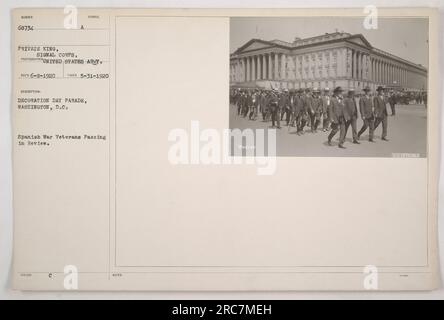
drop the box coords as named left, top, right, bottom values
left=303, top=88, right=316, bottom=133
left=288, top=89, right=304, bottom=134
left=269, top=89, right=281, bottom=129
left=388, top=90, right=397, bottom=116
left=260, top=90, right=268, bottom=121
left=344, top=89, right=360, bottom=144
left=237, top=90, right=244, bottom=116
left=327, top=86, right=349, bottom=148
left=249, top=89, right=259, bottom=120
left=242, top=90, right=252, bottom=118
left=373, top=86, right=389, bottom=141
left=321, top=88, right=331, bottom=132
left=279, top=88, right=291, bottom=125
left=287, top=90, right=297, bottom=129
left=358, top=86, right=375, bottom=142
left=312, top=88, right=323, bottom=133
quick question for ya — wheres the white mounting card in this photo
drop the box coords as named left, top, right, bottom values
left=12, top=7, right=440, bottom=291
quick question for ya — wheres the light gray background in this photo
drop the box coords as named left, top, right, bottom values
left=1, top=0, right=443, bottom=299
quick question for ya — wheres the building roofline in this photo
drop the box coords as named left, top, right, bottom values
left=231, top=33, right=427, bottom=73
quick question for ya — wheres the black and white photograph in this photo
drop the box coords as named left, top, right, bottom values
left=229, top=17, right=428, bottom=157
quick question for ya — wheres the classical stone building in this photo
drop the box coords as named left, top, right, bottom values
left=230, top=32, right=427, bottom=92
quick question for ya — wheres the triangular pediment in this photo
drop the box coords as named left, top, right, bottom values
left=235, top=39, right=274, bottom=54
left=346, top=35, right=373, bottom=48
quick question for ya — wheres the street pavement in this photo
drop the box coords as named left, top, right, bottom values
left=229, top=103, right=427, bottom=157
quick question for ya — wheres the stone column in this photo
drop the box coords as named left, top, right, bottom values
left=390, top=64, right=392, bottom=85
left=400, top=68, right=403, bottom=86
left=387, top=64, right=391, bottom=85
left=252, top=56, right=256, bottom=81
left=262, top=55, right=267, bottom=79
left=381, top=62, right=384, bottom=84
left=234, top=60, right=238, bottom=81
left=382, top=62, right=386, bottom=84
left=405, top=70, right=410, bottom=88
left=347, top=49, right=352, bottom=78
left=363, top=55, right=367, bottom=82
left=241, top=58, right=245, bottom=82
left=246, top=57, right=250, bottom=82
left=383, top=62, right=386, bottom=84
left=378, top=60, right=382, bottom=84
left=376, top=59, right=379, bottom=83
left=252, top=56, right=255, bottom=81
left=392, top=65, right=395, bottom=85
left=274, top=53, right=279, bottom=80
left=295, top=56, right=299, bottom=80
left=374, top=60, right=377, bottom=83
left=374, top=59, right=377, bottom=83
left=281, top=53, right=286, bottom=80
left=362, top=53, right=366, bottom=80
left=389, top=64, right=392, bottom=85
left=232, top=63, right=235, bottom=82
left=337, top=49, right=342, bottom=77
left=376, top=60, right=379, bottom=83
left=399, top=67, right=402, bottom=86
left=361, top=53, right=365, bottom=80
left=380, top=61, right=383, bottom=84
left=398, top=67, right=401, bottom=86
left=380, top=61, right=384, bottom=84
left=256, top=56, right=260, bottom=80
left=352, top=50, right=356, bottom=79
left=268, top=54, right=272, bottom=80
left=368, top=56, right=372, bottom=81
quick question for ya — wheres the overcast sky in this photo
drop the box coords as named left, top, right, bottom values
left=230, top=17, right=428, bottom=68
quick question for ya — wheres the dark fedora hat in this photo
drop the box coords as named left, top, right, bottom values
left=333, top=86, right=343, bottom=93
left=363, top=86, right=371, bottom=91
left=376, top=86, right=385, bottom=91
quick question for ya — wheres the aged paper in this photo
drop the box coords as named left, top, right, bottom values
left=12, top=8, right=439, bottom=290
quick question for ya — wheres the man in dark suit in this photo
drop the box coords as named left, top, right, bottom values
left=288, top=90, right=299, bottom=130
left=237, top=91, right=244, bottom=116
left=249, top=89, right=260, bottom=120
left=327, top=86, right=349, bottom=149
left=291, top=89, right=305, bottom=135
left=357, top=86, right=375, bottom=142
left=303, top=88, right=316, bottom=133
left=344, top=89, right=360, bottom=144
left=388, top=90, right=397, bottom=116
left=261, top=90, right=269, bottom=121
left=312, top=88, right=323, bottom=133
left=321, top=88, right=331, bottom=132
left=279, top=89, right=291, bottom=125
left=373, top=86, right=389, bottom=141
left=269, top=89, right=281, bottom=129
left=242, top=90, right=252, bottom=118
